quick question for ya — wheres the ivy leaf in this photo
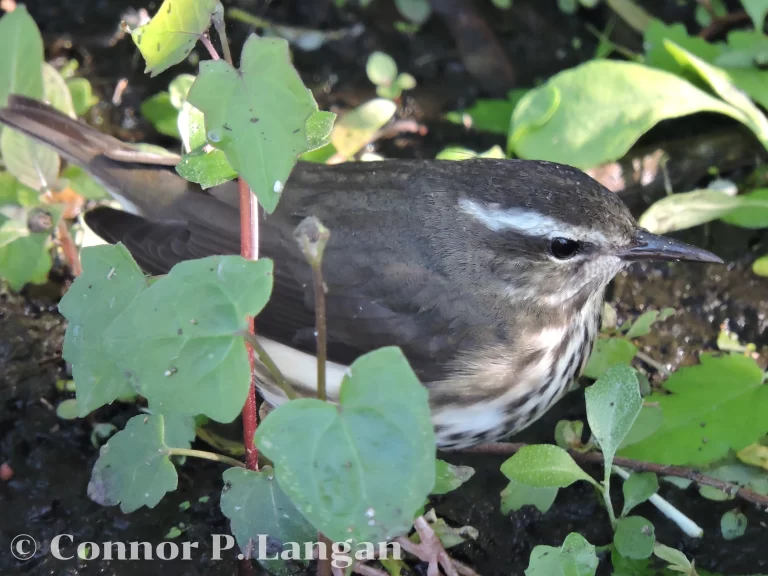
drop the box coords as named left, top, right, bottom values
left=256, top=347, right=435, bottom=544
left=220, top=466, right=315, bottom=566
left=433, top=460, right=474, bottom=495
left=0, top=5, right=44, bottom=106
left=501, top=445, right=598, bottom=489
left=103, top=256, right=273, bottom=422
left=583, top=338, right=637, bottom=380
left=509, top=59, right=758, bottom=169
left=500, top=480, right=558, bottom=514
left=58, top=244, right=148, bottom=416
left=176, top=146, right=238, bottom=189
left=187, top=34, right=324, bottom=213
left=585, top=364, right=643, bottom=468
left=87, top=414, right=181, bottom=512
left=131, top=0, right=218, bottom=77
left=618, top=354, right=768, bottom=466
left=621, top=472, right=658, bottom=517
left=614, top=516, right=655, bottom=560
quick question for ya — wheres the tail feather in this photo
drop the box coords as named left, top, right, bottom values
left=0, top=94, right=136, bottom=168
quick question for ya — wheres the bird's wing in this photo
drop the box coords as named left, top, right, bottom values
left=84, top=172, right=477, bottom=385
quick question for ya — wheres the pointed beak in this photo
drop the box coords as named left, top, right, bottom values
left=617, top=229, right=724, bottom=264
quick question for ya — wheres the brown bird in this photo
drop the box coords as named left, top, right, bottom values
left=0, top=95, right=722, bottom=449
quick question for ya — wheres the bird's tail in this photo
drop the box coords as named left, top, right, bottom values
left=0, top=95, right=188, bottom=217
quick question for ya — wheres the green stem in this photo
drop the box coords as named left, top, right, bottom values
left=602, top=467, right=618, bottom=530
left=241, top=332, right=299, bottom=400
left=165, top=447, right=245, bottom=469
left=212, top=2, right=233, bottom=66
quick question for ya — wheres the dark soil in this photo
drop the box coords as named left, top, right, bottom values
left=1, top=1, right=767, bottom=575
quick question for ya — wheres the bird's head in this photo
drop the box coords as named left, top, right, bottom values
left=450, top=160, right=723, bottom=310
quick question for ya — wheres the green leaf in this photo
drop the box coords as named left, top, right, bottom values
left=130, top=0, right=218, bottom=77
left=720, top=188, right=768, bottom=228
left=87, top=414, right=180, bottom=512
left=618, top=354, right=768, bottom=466
left=525, top=533, right=598, bottom=576
left=187, top=35, right=322, bottom=213
left=638, top=188, right=768, bottom=234
left=331, top=99, right=397, bottom=159
left=618, top=404, right=663, bottom=449
left=429, top=518, right=478, bottom=549
left=0, top=172, right=40, bottom=207
left=220, top=466, right=315, bottom=563
left=367, top=52, right=398, bottom=86
left=583, top=338, right=637, bottom=380
left=103, top=256, right=273, bottom=422
left=509, top=60, right=756, bottom=169
left=42, top=63, right=76, bottom=119
left=1, top=126, right=60, bottom=191
left=56, top=399, right=79, bottom=420
left=643, top=20, right=722, bottom=75
left=720, top=509, right=747, bottom=540
left=435, top=145, right=505, bottom=160
left=394, top=0, right=431, bottom=24
left=61, top=165, right=108, bottom=200
left=501, top=445, right=598, bottom=489
left=0, top=206, right=62, bottom=290
left=67, top=77, right=99, bottom=116
left=444, top=91, right=527, bottom=135
left=169, top=73, right=196, bottom=109
left=500, top=480, right=558, bottom=514
left=741, top=0, right=768, bottom=31
left=754, top=254, right=768, bottom=277
left=433, top=460, right=474, bottom=495
left=585, top=364, right=643, bottom=468
left=141, top=92, right=181, bottom=139
left=0, top=5, right=44, bottom=106
left=176, top=146, right=238, bottom=189
left=256, top=347, right=436, bottom=544
left=664, top=40, right=768, bottom=149
left=555, top=420, right=585, bottom=450
left=614, top=516, right=655, bottom=560
left=305, top=110, right=336, bottom=152
left=58, top=244, right=149, bottom=416
left=621, top=472, right=658, bottom=517
left=625, top=311, right=661, bottom=339
left=652, top=543, right=692, bottom=572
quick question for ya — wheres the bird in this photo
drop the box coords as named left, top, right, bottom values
left=0, top=95, right=723, bottom=449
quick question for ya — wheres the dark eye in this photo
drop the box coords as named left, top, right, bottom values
left=549, top=237, right=582, bottom=260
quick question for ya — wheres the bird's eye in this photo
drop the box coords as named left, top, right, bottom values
left=549, top=237, right=582, bottom=260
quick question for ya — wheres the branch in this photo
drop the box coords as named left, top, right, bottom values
left=464, top=443, right=768, bottom=507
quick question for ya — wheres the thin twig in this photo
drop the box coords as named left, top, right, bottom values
left=56, top=220, right=82, bottom=276
left=199, top=33, right=221, bottom=60
left=241, top=332, right=299, bottom=400
left=698, top=10, right=750, bottom=40
left=164, top=447, right=246, bottom=469
left=635, top=350, right=671, bottom=377
left=464, top=442, right=768, bottom=507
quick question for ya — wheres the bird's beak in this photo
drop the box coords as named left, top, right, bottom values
left=618, top=229, right=724, bottom=264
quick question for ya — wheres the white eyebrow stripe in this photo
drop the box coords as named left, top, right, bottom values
left=458, top=198, right=608, bottom=244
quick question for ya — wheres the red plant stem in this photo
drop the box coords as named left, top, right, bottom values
left=57, top=220, right=82, bottom=276
left=239, top=177, right=260, bottom=471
